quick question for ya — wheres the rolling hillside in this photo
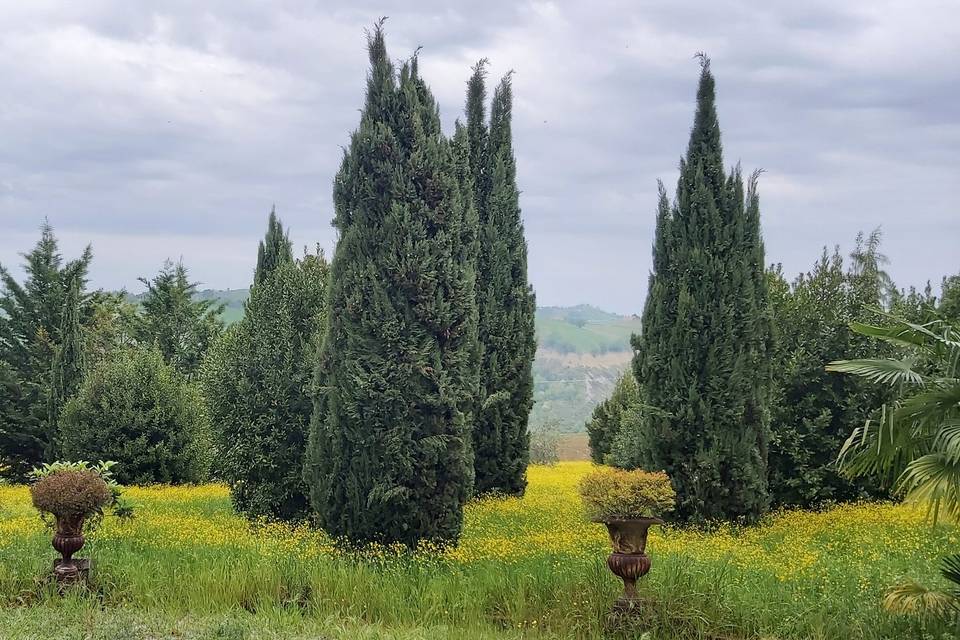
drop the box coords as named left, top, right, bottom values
left=129, top=288, right=637, bottom=432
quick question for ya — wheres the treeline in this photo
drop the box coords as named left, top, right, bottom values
left=587, top=57, right=960, bottom=520
left=0, top=23, right=537, bottom=547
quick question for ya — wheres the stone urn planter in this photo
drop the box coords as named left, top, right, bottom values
left=29, top=462, right=120, bottom=588
left=52, top=512, right=90, bottom=584
left=579, top=468, right=676, bottom=614
left=600, top=516, right=664, bottom=610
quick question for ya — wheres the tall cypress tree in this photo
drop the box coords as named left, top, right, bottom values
left=47, top=276, right=85, bottom=458
left=469, top=69, right=537, bottom=495
left=255, top=206, right=294, bottom=285
left=630, top=56, right=773, bottom=522
left=304, top=23, right=479, bottom=546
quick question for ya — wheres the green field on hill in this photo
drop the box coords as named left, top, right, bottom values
left=128, top=290, right=638, bottom=432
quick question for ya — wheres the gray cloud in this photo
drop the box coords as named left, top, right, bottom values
left=0, top=0, right=957, bottom=314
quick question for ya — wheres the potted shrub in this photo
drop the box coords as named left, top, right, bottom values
left=29, top=461, right=130, bottom=585
left=579, top=467, right=675, bottom=610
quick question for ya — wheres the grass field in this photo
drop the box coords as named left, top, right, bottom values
left=0, top=462, right=956, bottom=639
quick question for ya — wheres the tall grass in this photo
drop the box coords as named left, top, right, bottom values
left=0, top=463, right=955, bottom=639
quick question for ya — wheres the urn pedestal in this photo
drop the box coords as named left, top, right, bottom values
left=599, top=517, right=663, bottom=611
left=52, top=513, right=88, bottom=586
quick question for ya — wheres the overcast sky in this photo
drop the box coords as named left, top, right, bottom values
left=0, top=1, right=957, bottom=314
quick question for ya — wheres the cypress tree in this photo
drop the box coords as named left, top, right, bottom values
left=202, top=213, right=328, bottom=521
left=254, top=206, right=294, bottom=285
left=630, top=56, right=774, bottom=522
left=467, top=65, right=537, bottom=496
left=304, top=23, right=479, bottom=546
left=47, top=276, right=85, bottom=458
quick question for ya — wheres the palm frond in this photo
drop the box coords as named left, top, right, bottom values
left=940, top=554, right=960, bottom=591
left=826, top=357, right=923, bottom=387
left=838, top=406, right=930, bottom=487
left=898, top=452, right=960, bottom=524
left=883, top=579, right=960, bottom=617
left=895, top=381, right=960, bottom=427
left=933, top=420, right=960, bottom=466
left=851, top=317, right=960, bottom=353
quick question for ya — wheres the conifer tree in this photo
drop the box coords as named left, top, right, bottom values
left=61, top=345, right=210, bottom=484
left=304, top=23, right=479, bottom=546
left=586, top=372, right=640, bottom=464
left=0, top=222, right=91, bottom=478
left=202, top=213, right=328, bottom=521
left=630, top=56, right=774, bottom=522
left=47, top=276, right=85, bottom=458
left=466, top=64, right=537, bottom=495
left=254, top=206, right=294, bottom=285
left=134, top=261, right=224, bottom=378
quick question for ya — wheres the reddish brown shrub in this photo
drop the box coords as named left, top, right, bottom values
left=30, top=470, right=112, bottom=518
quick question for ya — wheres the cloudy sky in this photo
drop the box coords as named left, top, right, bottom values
left=0, top=1, right=957, bottom=314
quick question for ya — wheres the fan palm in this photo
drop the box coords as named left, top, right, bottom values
left=827, top=315, right=960, bottom=521
left=827, top=314, right=960, bottom=619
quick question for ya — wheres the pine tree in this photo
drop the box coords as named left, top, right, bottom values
left=202, top=213, right=328, bottom=521
left=304, top=23, right=479, bottom=546
left=0, top=222, right=91, bottom=478
left=629, top=56, right=774, bottom=522
left=467, top=65, right=537, bottom=496
left=134, top=260, right=224, bottom=378
left=254, top=206, right=294, bottom=285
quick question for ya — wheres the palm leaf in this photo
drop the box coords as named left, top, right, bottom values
left=838, top=406, right=930, bottom=487
left=940, top=554, right=960, bottom=591
left=896, top=381, right=960, bottom=428
left=933, top=419, right=960, bottom=466
left=883, top=579, right=959, bottom=617
left=851, top=317, right=960, bottom=353
left=826, top=357, right=923, bottom=387
left=898, top=452, right=960, bottom=524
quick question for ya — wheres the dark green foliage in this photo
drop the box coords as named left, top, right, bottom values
left=0, top=222, right=92, bottom=479
left=133, top=261, right=224, bottom=378
left=766, top=248, right=892, bottom=508
left=629, top=57, right=774, bottom=522
left=47, top=277, right=85, bottom=457
left=586, top=372, right=639, bottom=464
left=0, top=360, right=44, bottom=481
left=254, top=206, right=294, bottom=286
left=466, top=63, right=537, bottom=496
left=60, top=346, right=209, bottom=485
left=304, top=24, right=479, bottom=547
left=202, top=229, right=329, bottom=521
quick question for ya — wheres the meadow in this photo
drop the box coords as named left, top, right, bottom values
left=0, top=462, right=956, bottom=640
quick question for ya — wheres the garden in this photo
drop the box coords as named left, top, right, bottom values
left=2, top=19, right=959, bottom=640
left=1, top=462, right=956, bottom=639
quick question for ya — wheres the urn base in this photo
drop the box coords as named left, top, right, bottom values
left=53, top=558, right=90, bottom=587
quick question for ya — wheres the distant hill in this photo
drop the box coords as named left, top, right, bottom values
left=126, top=287, right=247, bottom=324
left=127, top=288, right=635, bottom=433
left=531, top=307, right=638, bottom=432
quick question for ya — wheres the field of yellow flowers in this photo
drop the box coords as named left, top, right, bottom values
left=0, top=462, right=956, bottom=639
